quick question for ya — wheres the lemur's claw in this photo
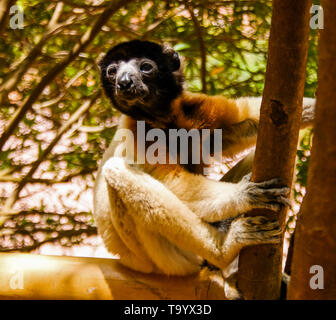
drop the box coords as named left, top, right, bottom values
left=241, top=174, right=291, bottom=212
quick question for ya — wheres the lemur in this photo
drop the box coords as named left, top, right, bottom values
left=93, top=40, right=314, bottom=295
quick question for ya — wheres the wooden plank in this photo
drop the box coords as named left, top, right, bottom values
left=0, top=253, right=226, bottom=300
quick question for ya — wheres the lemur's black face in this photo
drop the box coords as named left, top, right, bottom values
left=99, top=40, right=184, bottom=124
left=105, top=57, right=159, bottom=104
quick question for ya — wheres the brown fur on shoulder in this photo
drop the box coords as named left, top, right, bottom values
left=171, top=92, right=256, bottom=130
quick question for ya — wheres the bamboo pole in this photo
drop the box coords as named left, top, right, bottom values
left=0, top=253, right=226, bottom=300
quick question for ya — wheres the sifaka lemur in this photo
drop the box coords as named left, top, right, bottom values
left=93, top=41, right=315, bottom=291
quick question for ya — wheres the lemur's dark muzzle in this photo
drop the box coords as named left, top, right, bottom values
left=117, top=73, right=134, bottom=91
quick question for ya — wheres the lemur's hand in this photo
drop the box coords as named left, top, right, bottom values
left=240, top=173, right=291, bottom=212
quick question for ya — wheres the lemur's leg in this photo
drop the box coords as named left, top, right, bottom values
left=102, top=157, right=282, bottom=271
left=100, top=221, right=159, bottom=274
left=94, top=168, right=160, bottom=274
left=152, top=160, right=290, bottom=223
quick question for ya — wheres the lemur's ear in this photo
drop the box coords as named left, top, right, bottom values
left=162, top=45, right=180, bottom=72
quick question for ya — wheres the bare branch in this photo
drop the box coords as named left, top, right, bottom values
left=56, top=0, right=110, bottom=9
left=0, top=0, right=131, bottom=152
left=237, top=0, right=312, bottom=299
left=1, top=91, right=100, bottom=213
left=0, top=0, right=15, bottom=34
left=0, top=8, right=85, bottom=104
left=0, top=167, right=96, bottom=184
left=0, top=227, right=97, bottom=252
left=48, top=2, right=64, bottom=29
left=184, top=1, right=207, bottom=93
left=32, top=65, right=93, bottom=110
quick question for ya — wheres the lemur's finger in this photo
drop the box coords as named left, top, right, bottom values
left=245, top=216, right=269, bottom=225
left=238, top=231, right=282, bottom=244
left=243, top=220, right=280, bottom=232
left=277, top=196, right=292, bottom=209
left=256, top=177, right=284, bottom=188
left=259, top=187, right=291, bottom=197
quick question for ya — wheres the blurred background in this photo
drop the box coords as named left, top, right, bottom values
left=0, top=0, right=318, bottom=257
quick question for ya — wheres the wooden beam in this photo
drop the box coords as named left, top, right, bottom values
left=0, top=253, right=226, bottom=300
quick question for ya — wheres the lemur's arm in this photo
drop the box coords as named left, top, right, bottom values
left=170, top=92, right=314, bottom=158
left=171, top=92, right=315, bottom=130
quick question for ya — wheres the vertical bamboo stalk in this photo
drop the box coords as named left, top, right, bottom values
left=237, top=0, right=312, bottom=299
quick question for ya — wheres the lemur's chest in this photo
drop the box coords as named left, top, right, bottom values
left=121, top=115, right=257, bottom=174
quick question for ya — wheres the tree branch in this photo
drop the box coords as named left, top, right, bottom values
left=1, top=91, right=100, bottom=213
left=0, top=4, right=81, bottom=104
left=0, top=167, right=96, bottom=184
left=0, top=0, right=131, bottom=152
left=0, top=227, right=97, bottom=252
left=237, top=0, right=312, bottom=299
left=287, top=0, right=336, bottom=299
left=185, top=1, right=207, bottom=93
left=0, top=0, right=15, bottom=35
left=55, top=0, right=110, bottom=9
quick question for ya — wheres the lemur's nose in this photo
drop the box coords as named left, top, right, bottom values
left=118, top=73, right=133, bottom=91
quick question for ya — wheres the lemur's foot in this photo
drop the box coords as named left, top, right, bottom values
left=241, top=173, right=291, bottom=212
left=223, top=271, right=244, bottom=300
left=230, top=216, right=282, bottom=246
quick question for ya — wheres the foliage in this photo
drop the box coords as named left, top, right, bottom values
left=0, top=0, right=317, bottom=252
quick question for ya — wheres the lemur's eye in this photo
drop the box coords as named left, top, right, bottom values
left=140, top=62, right=153, bottom=73
left=106, top=64, right=117, bottom=80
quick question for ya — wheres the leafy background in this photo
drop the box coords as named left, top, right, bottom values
left=0, top=0, right=319, bottom=254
